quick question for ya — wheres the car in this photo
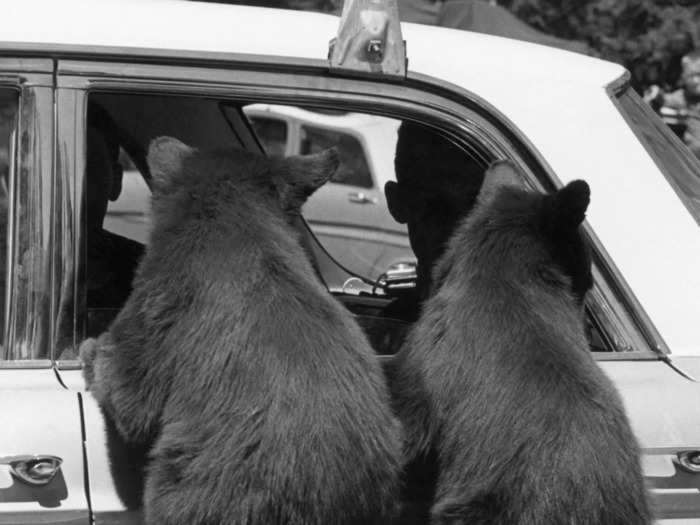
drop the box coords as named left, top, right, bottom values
left=242, top=103, right=414, bottom=286
left=105, top=103, right=414, bottom=288
left=0, top=0, right=698, bottom=523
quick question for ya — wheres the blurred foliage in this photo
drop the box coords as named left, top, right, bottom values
left=499, top=0, right=700, bottom=91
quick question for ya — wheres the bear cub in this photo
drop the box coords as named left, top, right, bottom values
left=390, top=161, right=651, bottom=524
left=82, top=138, right=403, bottom=525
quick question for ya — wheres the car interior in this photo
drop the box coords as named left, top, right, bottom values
left=52, top=91, right=615, bottom=360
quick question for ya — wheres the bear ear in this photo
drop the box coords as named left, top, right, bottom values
left=147, top=136, right=195, bottom=193
left=477, top=160, right=522, bottom=204
left=550, top=180, right=590, bottom=231
left=275, top=148, right=339, bottom=212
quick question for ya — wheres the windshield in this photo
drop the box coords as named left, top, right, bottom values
left=615, top=87, right=700, bottom=226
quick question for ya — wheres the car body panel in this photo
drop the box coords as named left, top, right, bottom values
left=0, top=370, right=88, bottom=523
left=53, top=358, right=700, bottom=522
left=601, top=361, right=700, bottom=520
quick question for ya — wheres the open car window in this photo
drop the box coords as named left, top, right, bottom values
left=54, top=92, right=639, bottom=360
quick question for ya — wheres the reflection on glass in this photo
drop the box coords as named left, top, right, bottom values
left=249, top=117, right=288, bottom=157
left=300, top=125, right=373, bottom=188
left=0, top=90, right=18, bottom=356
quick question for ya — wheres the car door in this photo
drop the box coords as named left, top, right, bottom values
left=52, top=55, right=700, bottom=524
left=0, top=59, right=90, bottom=524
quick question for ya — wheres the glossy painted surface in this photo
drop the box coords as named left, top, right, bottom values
left=0, top=370, right=88, bottom=523
left=601, top=359, right=700, bottom=520
left=54, top=360, right=700, bottom=522
left=59, top=370, right=143, bottom=524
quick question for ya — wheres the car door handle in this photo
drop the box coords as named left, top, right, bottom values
left=1, top=455, right=63, bottom=486
left=348, top=192, right=378, bottom=204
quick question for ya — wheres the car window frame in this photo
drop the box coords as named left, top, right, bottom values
left=52, top=53, right=661, bottom=365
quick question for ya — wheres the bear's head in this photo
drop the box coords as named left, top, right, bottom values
left=145, top=136, right=338, bottom=231
left=439, top=160, right=592, bottom=305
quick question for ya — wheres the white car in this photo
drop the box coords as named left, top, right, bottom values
left=106, top=104, right=413, bottom=287
left=0, top=0, right=698, bottom=523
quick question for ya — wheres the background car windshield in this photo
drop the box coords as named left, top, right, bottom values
left=616, top=87, right=700, bottom=226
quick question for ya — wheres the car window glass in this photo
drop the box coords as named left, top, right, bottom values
left=299, top=125, right=373, bottom=188
left=248, top=116, right=288, bottom=157
left=56, top=92, right=244, bottom=359
left=0, top=89, right=16, bottom=358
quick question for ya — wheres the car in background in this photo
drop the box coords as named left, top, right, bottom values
left=105, top=104, right=414, bottom=289
left=0, top=0, right=698, bottom=523
left=243, top=104, right=413, bottom=286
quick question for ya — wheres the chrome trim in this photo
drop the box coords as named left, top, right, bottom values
left=606, top=70, right=632, bottom=98
left=3, top=454, right=63, bottom=486
left=661, top=356, right=699, bottom=382
left=677, top=451, right=700, bottom=473
left=52, top=88, right=84, bottom=361
left=0, top=358, right=52, bottom=369
left=592, top=352, right=660, bottom=362
left=0, top=57, right=53, bottom=75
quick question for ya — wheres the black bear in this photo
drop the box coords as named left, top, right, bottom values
left=81, top=137, right=403, bottom=525
left=389, top=161, right=651, bottom=524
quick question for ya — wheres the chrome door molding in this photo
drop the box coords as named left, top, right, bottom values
left=52, top=87, right=85, bottom=365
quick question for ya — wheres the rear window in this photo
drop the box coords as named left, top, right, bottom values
left=615, top=87, right=700, bottom=226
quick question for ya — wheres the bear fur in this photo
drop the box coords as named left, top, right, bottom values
left=388, top=161, right=651, bottom=524
left=81, top=137, right=403, bottom=525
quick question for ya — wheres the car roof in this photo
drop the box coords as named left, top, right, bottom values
left=5, top=0, right=625, bottom=90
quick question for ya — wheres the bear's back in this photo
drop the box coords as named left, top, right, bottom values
left=111, top=139, right=403, bottom=524
left=393, top=162, right=651, bottom=524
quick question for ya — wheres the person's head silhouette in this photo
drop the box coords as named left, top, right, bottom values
left=384, top=122, right=485, bottom=299
left=85, top=103, right=124, bottom=232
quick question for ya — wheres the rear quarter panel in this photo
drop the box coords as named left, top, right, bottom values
left=600, top=359, right=700, bottom=522
left=0, top=369, right=88, bottom=524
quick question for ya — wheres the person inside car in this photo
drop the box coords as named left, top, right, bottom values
left=58, top=103, right=145, bottom=355
left=83, top=103, right=145, bottom=335
left=382, top=121, right=485, bottom=323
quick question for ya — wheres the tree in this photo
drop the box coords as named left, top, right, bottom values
left=500, top=0, right=700, bottom=91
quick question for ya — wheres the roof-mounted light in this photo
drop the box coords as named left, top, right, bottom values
left=329, top=0, right=407, bottom=80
